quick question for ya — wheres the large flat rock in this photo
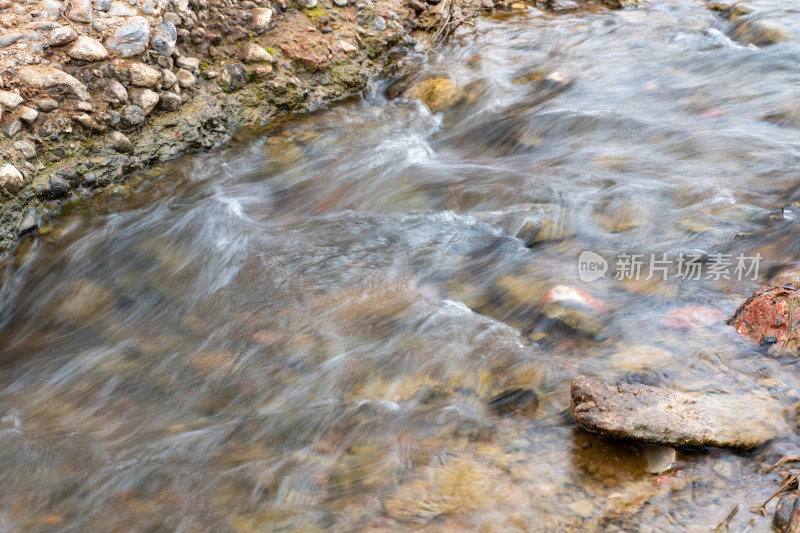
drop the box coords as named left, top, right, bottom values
left=571, top=375, right=786, bottom=450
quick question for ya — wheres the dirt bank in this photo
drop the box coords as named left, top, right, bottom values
left=0, top=0, right=492, bottom=254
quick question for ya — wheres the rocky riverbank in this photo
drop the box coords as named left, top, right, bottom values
left=0, top=0, right=496, bottom=254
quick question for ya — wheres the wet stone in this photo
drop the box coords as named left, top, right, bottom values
left=730, top=18, right=795, bottom=46
left=488, top=388, right=539, bottom=418
left=571, top=375, right=786, bottom=449
left=407, top=76, right=464, bottom=113
left=46, top=174, right=70, bottom=198
left=775, top=493, right=798, bottom=531
left=18, top=207, right=40, bottom=235
left=157, top=91, right=181, bottom=111
left=108, top=130, right=133, bottom=153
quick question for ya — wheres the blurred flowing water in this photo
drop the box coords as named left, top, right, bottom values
left=2, top=0, right=800, bottom=530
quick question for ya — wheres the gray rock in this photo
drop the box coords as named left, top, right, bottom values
left=175, top=55, right=200, bottom=72
left=249, top=7, right=272, bottom=33
left=92, top=0, right=111, bottom=11
left=161, top=68, right=177, bottom=88
left=371, top=16, right=386, bottom=31
left=120, top=105, right=145, bottom=127
left=46, top=174, right=70, bottom=198
left=0, top=164, right=24, bottom=195
left=103, top=79, right=128, bottom=106
left=297, top=0, right=317, bottom=7
left=17, top=106, right=38, bottom=123
left=176, top=68, right=195, bottom=88
left=68, top=0, right=92, bottom=23
left=48, top=26, right=77, bottom=47
left=151, top=20, right=176, bottom=56
left=16, top=65, right=90, bottom=101
left=108, top=130, right=132, bottom=152
left=0, top=33, right=24, bottom=48
left=66, top=35, right=108, bottom=61
left=571, top=375, right=787, bottom=450
left=0, top=90, right=23, bottom=110
left=106, top=16, right=150, bottom=58
left=18, top=208, right=40, bottom=236
left=128, top=62, right=161, bottom=87
left=129, top=87, right=158, bottom=115
left=2, top=120, right=22, bottom=138
left=157, top=91, right=181, bottom=111
left=36, top=99, right=59, bottom=112
left=219, top=63, right=247, bottom=91
left=333, top=0, right=347, bottom=6
left=76, top=101, right=93, bottom=112
left=12, top=140, right=36, bottom=159
left=105, top=109, right=120, bottom=126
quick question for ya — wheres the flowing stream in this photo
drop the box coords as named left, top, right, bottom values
left=1, top=1, right=800, bottom=530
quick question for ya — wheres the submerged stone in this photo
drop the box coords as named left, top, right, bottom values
left=407, top=76, right=464, bottom=113
left=571, top=375, right=785, bottom=449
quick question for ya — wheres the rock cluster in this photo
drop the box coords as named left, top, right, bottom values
left=0, top=0, right=469, bottom=251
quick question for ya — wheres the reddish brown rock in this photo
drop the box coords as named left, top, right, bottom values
left=728, top=285, right=800, bottom=352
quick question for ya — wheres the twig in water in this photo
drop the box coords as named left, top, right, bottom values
left=761, top=456, right=800, bottom=474
left=713, top=504, right=739, bottom=533
left=750, top=472, right=799, bottom=515
left=781, top=296, right=800, bottom=354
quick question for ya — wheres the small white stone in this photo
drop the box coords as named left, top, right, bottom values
left=66, top=36, right=108, bottom=61
left=0, top=164, right=24, bottom=196
left=0, top=90, right=23, bottom=110
left=17, top=106, right=39, bottom=123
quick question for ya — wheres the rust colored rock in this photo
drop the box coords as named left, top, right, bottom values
left=571, top=375, right=785, bottom=450
left=728, top=285, right=800, bottom=352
